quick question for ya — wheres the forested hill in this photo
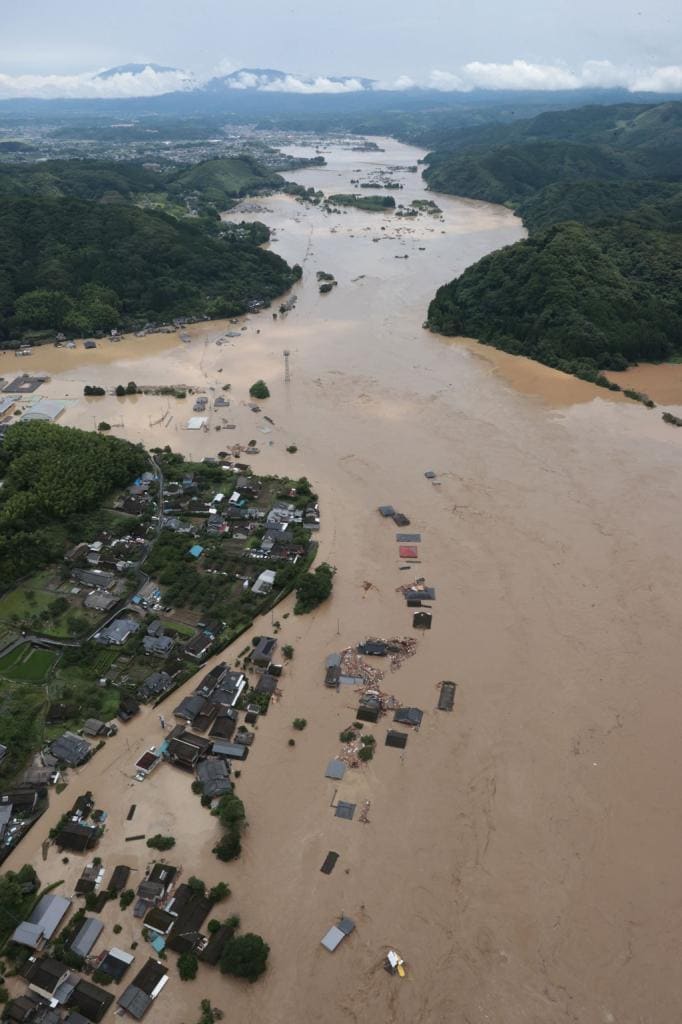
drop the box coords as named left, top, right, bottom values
left=0, top=159, right=164, bottom=201
left=0, top=197, right=300, bottom=340
left=0, top=420, right=147, bottom=590
left=0, top=155, right=282, bottom=206
left=426, top=101, right=682, bottom=381
left=422, top=102, right=682, bottom=201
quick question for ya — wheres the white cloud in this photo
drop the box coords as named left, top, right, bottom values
left=630, top=64, right=682, bottom=92
left=373, top=74, right=416, bottom=91
left=427, top=69, right=468, bottom=92
left=461, top=59, right=579, bottom=90
left=1, top=59, right=682, bottom=99
left=0, top=65, right=194, bottom=100
left=260, top=74, right=365, bottom=94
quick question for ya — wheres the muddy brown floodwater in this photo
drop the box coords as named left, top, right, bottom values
left=5, top=137, right=682, bottom=1024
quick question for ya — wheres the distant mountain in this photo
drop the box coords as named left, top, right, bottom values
left=205, top=67, right=376, bottom=92
left=96, top=62, right=185, bottom=79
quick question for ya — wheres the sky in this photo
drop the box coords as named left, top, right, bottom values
left=1, top=0, right=681, bottom=97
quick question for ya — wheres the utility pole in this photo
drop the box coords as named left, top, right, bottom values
left=283, top=349, right=291, bottom=383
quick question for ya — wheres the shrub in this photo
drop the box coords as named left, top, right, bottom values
left=178, top=951, right=198, bottom=981
left=339, top=729, right=356, bottom=743
left=249, top=380, right=270, bottom=400
left=91, top=970, right=113, bottom=986
left=286, top=444, right=298, bottom=453
left=119, top=889, right=135, bottom=909
left=0, top=987, right=7, bottom=1004
left=213, top=831, right=241, bottom=862
left=146, top=834, right=176, bottom=851
left=361, top=734, right=376, bottom=746
left=209, top=882, right=230, bottom=903
left=198, top=1000, right=224, bottom=1024
left=282, top=644, right=294, bottom=660
left=113, top=924, right=122, bottom=934
left=288, top=738, right=295, bottom=747
left=98, top=421, right=111, bottom=432
left=207, top=919, right=221, bottom=934
left=292, top=718, right=307, bottom=731
left=358, top=745, right=374, bottom=762
left=220, top=933, right=270, bottom=982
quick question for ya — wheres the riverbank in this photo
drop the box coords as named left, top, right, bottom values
left=4, top=135, right=682, bottom=1024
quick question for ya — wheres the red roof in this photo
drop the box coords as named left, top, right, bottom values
left=398, top=545, right=418, bottom=559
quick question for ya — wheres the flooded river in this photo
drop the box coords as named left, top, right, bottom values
left=6, top=137, right=682, bottom=1024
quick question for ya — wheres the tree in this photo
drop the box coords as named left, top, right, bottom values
left=178, top=951, right=198, bottom=981
left=208, top=881, right=230, bottom=903
left=146, top=834, right=175, bottom=851
left=115, top=385, right=126, bottom=397
left=249, top=380, right=270, bottom=400
left=213, top=831, right=241, bottom=862
left=292, top=718, right=307, bottom=731
left=187, top=876, right=206, bottom=896
left=119, top=889, right=135, bottom=909
left=216, top=794, right=245, bottom=830
left=294, top=563, right=335, bottom=615
left=220, top=933, right=270, bottom=982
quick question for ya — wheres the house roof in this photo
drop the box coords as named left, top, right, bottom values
left=137, top=671, right=172, bottom=700
left=97, top=948, right=134, bottom=982
left=97, top=618, right=140, bottom=645
left=68, top=980, right=115, bottom=1023
left=106, top=865, right=131, bottom=892
left=142, top=635, right=173, bottom=655
left=173, top=695, right=205, bottom=721
left=184, top=632, right=213, bottom=658
left=148, top=863, right=177, bottom=888
left=11, top=895, right=72, bottom=948
left=208, top=715, right=236, bottom=739
left=56, top=822, right=99, bottom=852
left=393, top=707, right=423, bottom=727
left=70, top=918, right=104, bottom=958
left=49, top=733, right=91, bottom=767
left=143, top=908, right=175, bottom=934
left=25, top=957, right=68, bottom=993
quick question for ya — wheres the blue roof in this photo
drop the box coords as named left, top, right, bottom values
left=189, top=544, right=204, bottom=558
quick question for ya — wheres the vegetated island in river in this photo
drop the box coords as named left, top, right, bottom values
left=327, top=193, right=396, bottom=211
left=425, top=100, right=682, bottom=393
left=0, top=156, right=303, bottom=344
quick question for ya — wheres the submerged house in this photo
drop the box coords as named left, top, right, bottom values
left=11, top=895, right=72, bottom=949
left=117, top=959, right=168, bottom=1020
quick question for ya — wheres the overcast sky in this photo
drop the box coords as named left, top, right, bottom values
left=1, top=0, right=681, bottom=96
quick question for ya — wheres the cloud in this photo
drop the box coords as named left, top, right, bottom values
left=1, top=59, right=682, bottom=99
left=427, top=69, right=468, bottom=92
left=260, top=74, right=366, bottom=94
left=0, top=65, right=194, bottom=100
left=630, top=65, right=682, bottom=92
left=461, top=60, right=579, bottom=90
left=448, top=59, right=682, bottom=92
left=373, top=74, right=416, bottom=92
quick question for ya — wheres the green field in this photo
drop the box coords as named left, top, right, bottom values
left=0, top=644, right=58, bottom=683
left=0, top=570, right=102, bottom=640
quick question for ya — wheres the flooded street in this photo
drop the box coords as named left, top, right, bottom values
left=6, top=137, right=682, bottom=1024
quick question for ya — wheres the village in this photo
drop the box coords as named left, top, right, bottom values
left=0, top=427, right=461, bottom=1021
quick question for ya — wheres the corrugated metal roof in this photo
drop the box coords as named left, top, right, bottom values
left=71, top=918, right=104, bottom=957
